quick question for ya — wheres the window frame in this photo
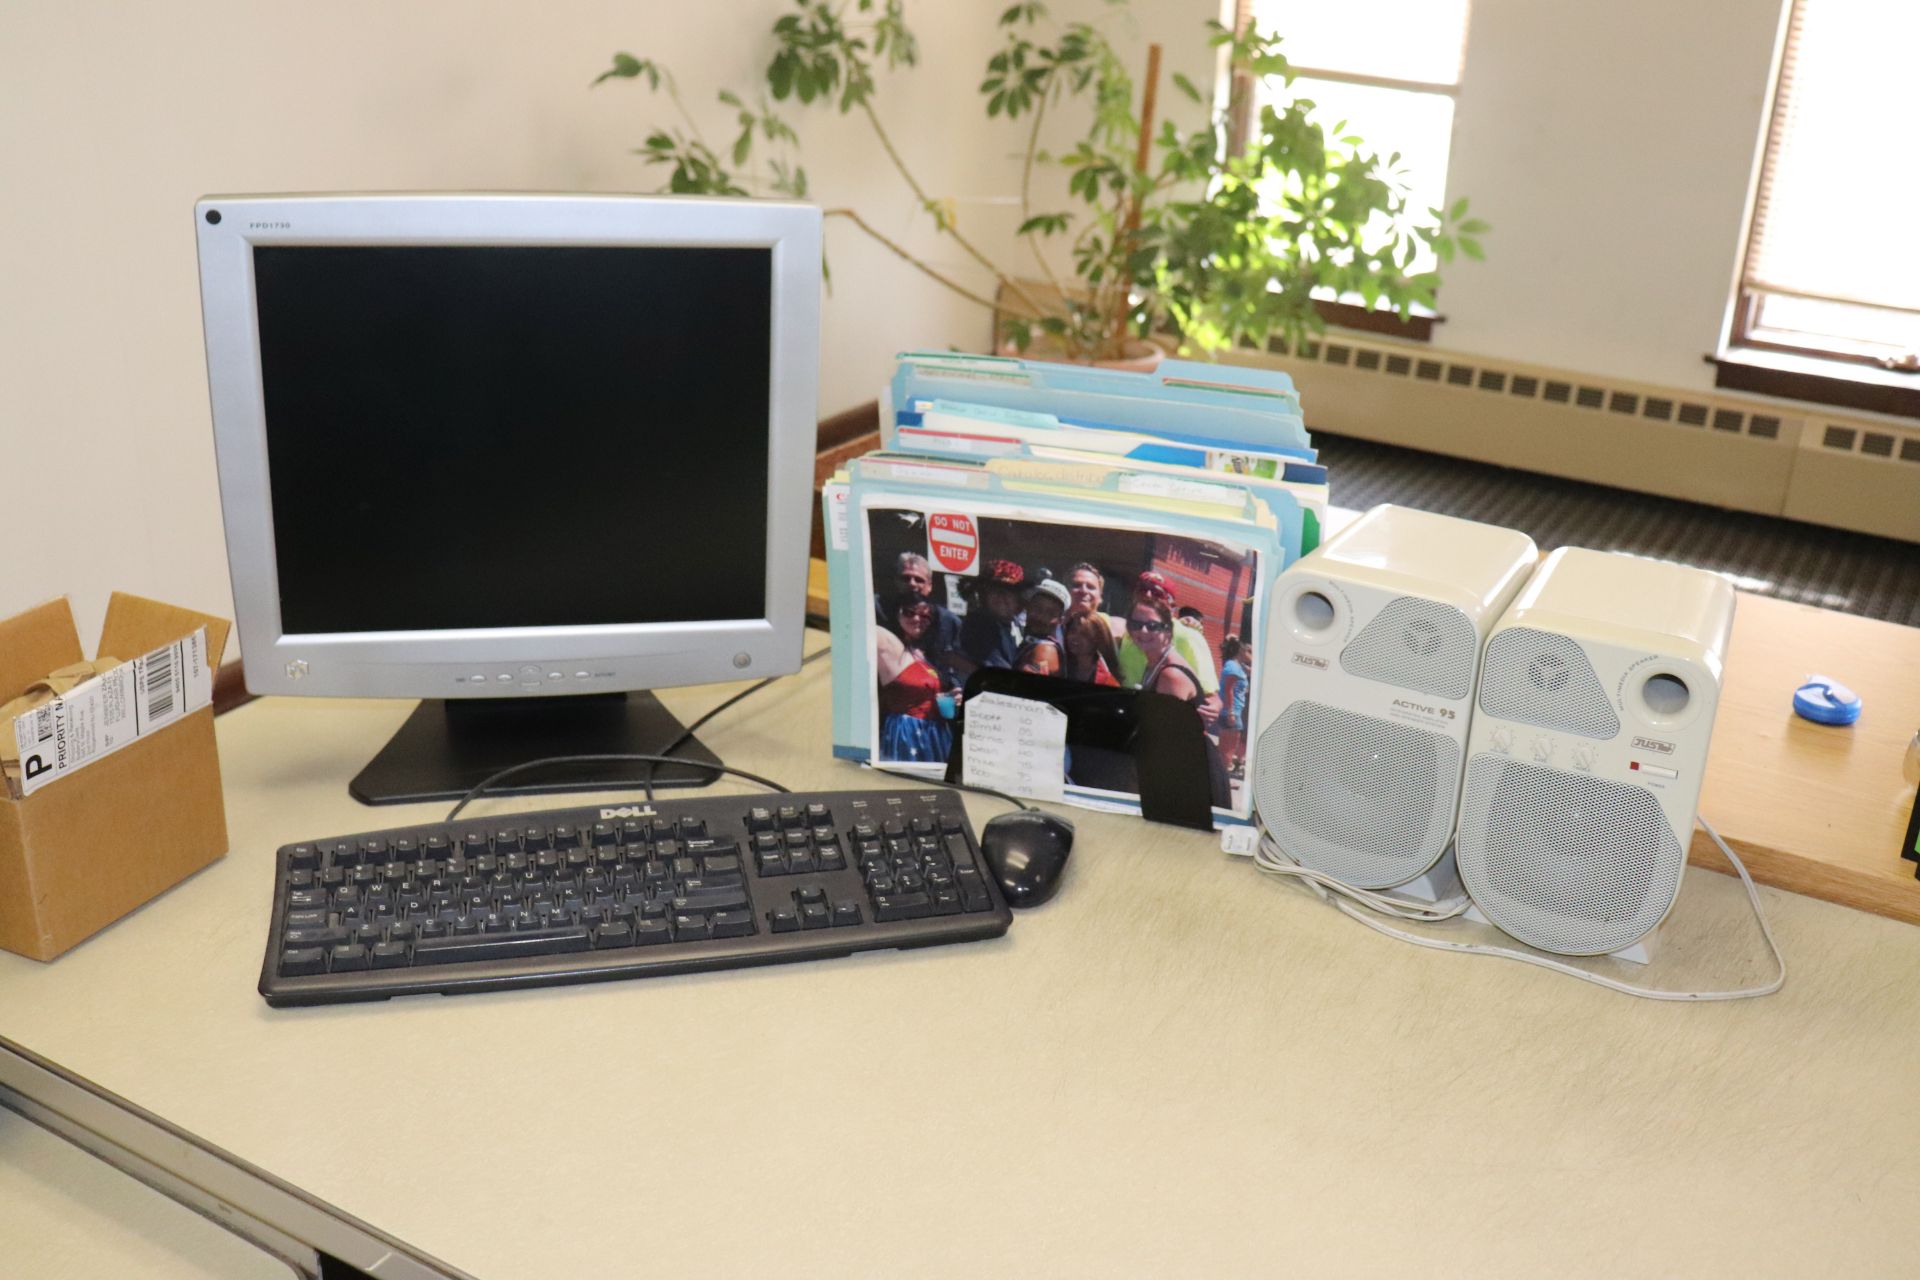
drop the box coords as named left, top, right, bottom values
left=1715, top=0, right=1920, bottom=416
left=1225, top=1, right=1464, bottom=343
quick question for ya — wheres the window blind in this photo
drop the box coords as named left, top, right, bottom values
left=1744, top=0, right=1920, bottom=315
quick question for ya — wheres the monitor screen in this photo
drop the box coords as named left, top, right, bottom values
left=251, top=245, right=772, bottom=635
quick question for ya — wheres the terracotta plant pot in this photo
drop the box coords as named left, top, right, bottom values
left=1087, top=339, right=1167, bottom=373
left=998, top=337, right=1167, bottom=374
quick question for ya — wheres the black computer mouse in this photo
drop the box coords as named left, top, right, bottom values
left=979, top=810, right=1075, bottom=908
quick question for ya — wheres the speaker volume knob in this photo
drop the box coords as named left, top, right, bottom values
left=1531, top=735, right=1555, bottom=763
left=1572, top=745, right=1596, bottom=771
left=1491, top=728, right=1513, bottom=753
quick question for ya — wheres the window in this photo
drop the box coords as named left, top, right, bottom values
left=1731, top=0, right=1920, bottom=373
left=1239, top=0, right=1472, bottom=285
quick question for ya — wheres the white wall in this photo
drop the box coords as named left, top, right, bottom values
left=1438, top=0, right=1783, bottom=391
left=0, top=0, right=1784, bottom=653
left=2, top=0, right=1166, bottom=650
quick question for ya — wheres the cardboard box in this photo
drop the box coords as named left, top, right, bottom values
left=0, top=593, right=231, bottom=961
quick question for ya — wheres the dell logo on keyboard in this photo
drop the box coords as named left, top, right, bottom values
left=600, top=805, right=660, bottom=819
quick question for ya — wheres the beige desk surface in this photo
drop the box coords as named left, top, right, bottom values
left=5, top=641, right=1920, bottom=1278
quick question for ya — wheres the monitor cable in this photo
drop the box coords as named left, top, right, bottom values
left=445, top=642, right=831, bottom=821
left=439, top=641, right=1039, bottom=823
left=639, top=643, right=834, bottom=802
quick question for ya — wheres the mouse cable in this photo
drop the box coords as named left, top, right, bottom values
left=1250, top=823, right=1473, bottom=923
left=1287, top=816, right=1787, bottom=1002
left=445, top=753, right=795, bottom=823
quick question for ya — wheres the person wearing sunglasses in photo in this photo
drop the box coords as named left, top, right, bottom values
left=875, top=594, right=960, bottom=764
left=873, top=551, right=962, bottom=662
left=1115, top=572, right=1220, bottom=725
left=1126, top=599, right=1204, bottom=701
left=1127, top=596, right=1232, bottom=807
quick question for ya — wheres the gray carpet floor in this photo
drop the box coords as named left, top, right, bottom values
left=1313, top=433, right=1920, bottom=627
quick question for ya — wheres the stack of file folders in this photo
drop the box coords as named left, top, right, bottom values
left=824, top=351, right=1323, bottom=826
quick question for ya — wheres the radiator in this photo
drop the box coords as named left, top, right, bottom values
left=1217, top=335, right=1920, bottom=544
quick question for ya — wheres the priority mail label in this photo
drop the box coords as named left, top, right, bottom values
left=9, top=627, right=213, bottom=797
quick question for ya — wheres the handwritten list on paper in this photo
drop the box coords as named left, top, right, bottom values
left=962, top=693, right=1069, bottom=803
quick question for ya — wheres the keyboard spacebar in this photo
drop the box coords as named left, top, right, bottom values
left=413, top=927, right=592, bottom=965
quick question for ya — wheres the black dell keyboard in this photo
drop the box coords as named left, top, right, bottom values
left=260, top=788, right=1011, bottom=1006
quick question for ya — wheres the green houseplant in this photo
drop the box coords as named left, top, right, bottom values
left=595, top=1, right=1484, bottom=365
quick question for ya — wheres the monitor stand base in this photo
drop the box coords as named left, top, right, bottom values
left=348, top=691, right=723, bottom=806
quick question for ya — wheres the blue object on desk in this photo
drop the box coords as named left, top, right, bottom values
left=1793, top=675, right=1861, bottom=725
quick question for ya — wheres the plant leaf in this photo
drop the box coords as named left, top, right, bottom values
left=593, top=52, right=650, bottom=87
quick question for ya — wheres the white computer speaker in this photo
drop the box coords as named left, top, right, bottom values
left=1251, top=505, right=1539, bottom=890
left=1455, top=547, right=1736, bottom=956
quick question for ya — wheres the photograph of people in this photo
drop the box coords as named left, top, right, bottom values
left=1060, top=607, right=1121, bottom=686
left=1013, top=577, right=1070, bottom=675
left=1126, top=596, right=1204, bottom=703
left=1218, top=635, right=1249, bottom=778
left=863, top=506, right=1257, bottom=810
left=1115, top=572, right=1220, bottom=726
left=958, top=559, right=1026, bottom=672
left=1126, top=595, right=1232, bottom=806
left=1066, top=562, right=1111, bottom=631
left=873, top=551, right=961, bottom=657
left=875, top=594, right=960, bottom=764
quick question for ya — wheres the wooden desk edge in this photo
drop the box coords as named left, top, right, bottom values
left=1689, top=830, right=1920, bottom=926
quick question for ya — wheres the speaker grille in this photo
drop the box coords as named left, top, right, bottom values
left=1456, top=756, right=1684, bottom=955
left=1252, top=701, right=1461, bottom=889
left=1478, top=627, right=1620, bottom=739
left=1339, top=597, right=1477, bottom=700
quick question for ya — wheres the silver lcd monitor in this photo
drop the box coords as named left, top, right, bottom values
left=194, top=193, right=821, bottom=804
